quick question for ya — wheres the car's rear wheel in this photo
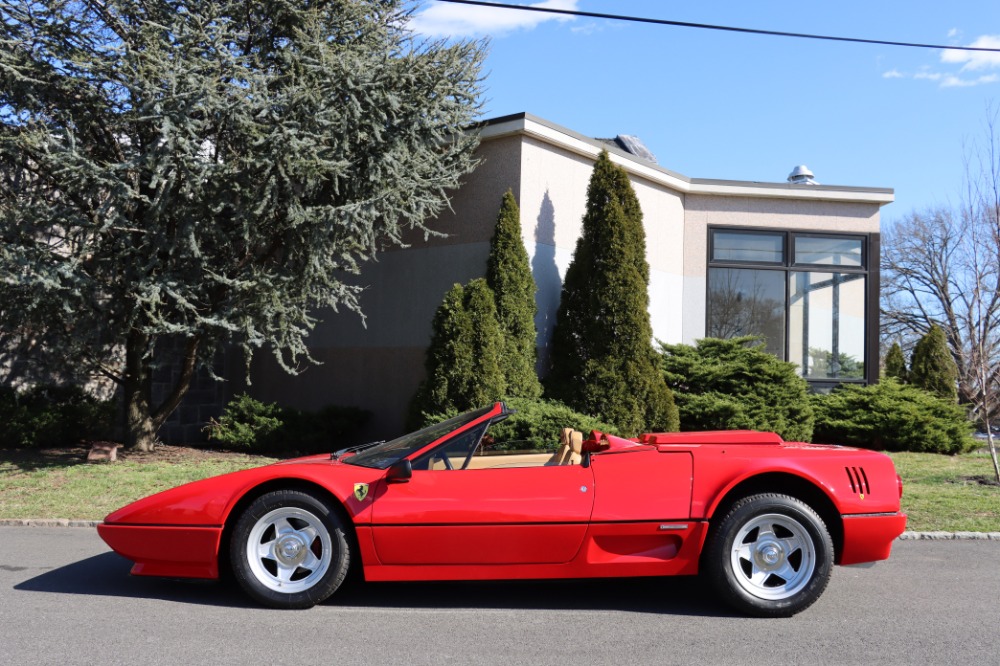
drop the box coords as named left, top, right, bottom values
left=230, top=490, right=350, bottom=609
left=704, top=493, right=833, bottom=617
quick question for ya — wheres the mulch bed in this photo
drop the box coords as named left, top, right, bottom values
left=1, top=442, right=265, bottom=467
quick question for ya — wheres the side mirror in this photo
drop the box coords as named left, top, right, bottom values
left=386, top=459, right=412, bottom=484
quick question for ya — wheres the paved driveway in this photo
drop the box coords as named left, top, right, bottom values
left=2, top=527, right=998, bottom=665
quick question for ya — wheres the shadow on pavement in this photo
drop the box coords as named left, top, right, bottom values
left=14, top=552, right=252, bottom=609
left=14, top=553, right=733, bottom=617
left=331, top=575, right=732, bottom=617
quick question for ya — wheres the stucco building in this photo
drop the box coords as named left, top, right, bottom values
left=243, top=112, right=893, bottom=439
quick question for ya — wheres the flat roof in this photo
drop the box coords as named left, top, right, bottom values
left=477, top=113, right=894, bottom=206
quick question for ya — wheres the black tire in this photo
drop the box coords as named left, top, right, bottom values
left=230, top=490, right=350, bottom=609
left=703, top=493, right=833, bottom=618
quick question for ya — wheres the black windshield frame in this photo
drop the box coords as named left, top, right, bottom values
left=342, top=404, right=500, bottom=470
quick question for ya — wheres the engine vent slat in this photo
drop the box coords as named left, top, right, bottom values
left=845, top=466, right=871, bottom=496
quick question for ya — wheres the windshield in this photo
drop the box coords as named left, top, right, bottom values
left=343, top=405, right=496, bottom=469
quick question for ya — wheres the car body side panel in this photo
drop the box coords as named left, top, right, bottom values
left=369, top=465, right=595, bottom=565
left=359, top=521, right=708, bottom=582
left=685, top=445, right=902, bottom=519
left=589, top=449, right=693, bottom=521
left=102, top=461, right=382, bottom=528
left=99, top=460, right=385, bottom=579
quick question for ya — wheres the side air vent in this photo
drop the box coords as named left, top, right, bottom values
left=845, top=466, right=870, bottom=496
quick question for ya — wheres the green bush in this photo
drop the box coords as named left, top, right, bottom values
left=0, top=385, right=116, bottom=449
left=811, top=380, right=975, bottom=454
left=206, top=393, right=369, bottom=454
left=417, top=397, right=621, bottom=452
left=660, top=337, right=814, bottom=442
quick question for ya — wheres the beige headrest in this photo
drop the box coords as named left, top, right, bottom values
left=569, top=431, right=583, bottom=454
left=559, top=427, right=573, bottom=447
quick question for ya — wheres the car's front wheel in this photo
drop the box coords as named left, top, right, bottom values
left=704, top=493, right=833, bottom=617
left=230, top=490, right=350, bottom=609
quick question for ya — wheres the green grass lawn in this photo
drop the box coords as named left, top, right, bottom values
left=0, top=447, right=272, bottom=521
left=1, top=446, right=998, bottom=531
left=893, top=450, right=1000, bottom=532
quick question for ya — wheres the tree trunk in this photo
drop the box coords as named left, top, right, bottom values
left=123, top=330, right=158, bottom=451
left=988, top=432, right=1000, bottom=485
left=122, top=331, right=201, bottom=451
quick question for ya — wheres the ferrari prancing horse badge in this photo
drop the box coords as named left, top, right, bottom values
left=353, top=483, right=369, bottom=502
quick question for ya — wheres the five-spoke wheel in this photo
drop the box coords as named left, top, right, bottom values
left=705, top=494, right=833, bottom=617
left=230, top=490, right=350, bottom=609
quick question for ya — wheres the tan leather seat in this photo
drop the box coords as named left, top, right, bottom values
left=547, top=428, right=583, bottom=466
left=567, top=431, right=583, bottom=465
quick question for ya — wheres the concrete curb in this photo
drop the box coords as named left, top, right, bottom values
left=2, top=520, right=1000, bottom=540
left=0, top=519, right=101, bottom=528
left=898, top=530, right=1000, bottom=540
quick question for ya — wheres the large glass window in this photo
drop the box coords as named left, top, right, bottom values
left=707, top=268, right=785, bottom=357
left=793, top=236, right=863, bottom=267
left=788, top=272, right=866, bottom=379
left=712, top=230, right=784, bottom=263
left=708, top=228, right=871, bottom=385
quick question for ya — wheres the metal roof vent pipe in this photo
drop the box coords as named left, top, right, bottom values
left=787, top=165, right=819, bottom=185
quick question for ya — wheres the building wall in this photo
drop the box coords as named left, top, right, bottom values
left=248, top=135, right=525, bottom=438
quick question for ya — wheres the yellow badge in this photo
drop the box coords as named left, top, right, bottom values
left=353, top=483, right=369, bottom=502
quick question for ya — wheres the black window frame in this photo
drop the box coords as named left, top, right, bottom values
left=707, top=226, right=880, bottom=388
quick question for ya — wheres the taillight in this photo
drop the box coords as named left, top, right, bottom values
left=897, top=473, right=904, bottom=499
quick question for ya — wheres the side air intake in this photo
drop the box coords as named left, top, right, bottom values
left=845, top=466, right=870, bottom=496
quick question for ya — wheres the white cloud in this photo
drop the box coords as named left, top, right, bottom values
left=410, top=0, right=580, bottom=38
left=883, top=33, right=1000, bottom=88
left=947, top=28, right=960, bottom=39
left=941, top=73, right=1000, bottom=88
left=941, top=35, right=1000, bottom=71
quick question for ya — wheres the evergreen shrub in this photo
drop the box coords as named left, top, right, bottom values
left=546, top=151, right=678, bottom=435
left=811, top=380, right=975, bottom=454
left=660, top=337, right=814, bottom=442
left=206, top=393, right=369, bottom=454
left=0, top=385, right=115, bottom=449
left=417, top=397, right=621, bottom=452
left=883, top=342, right=908, bottom=382
left=910, top=325, right=958, bottom=401
left=486, top=190, right=543, bottom=399
left=408, top=279, right=507, bottom=429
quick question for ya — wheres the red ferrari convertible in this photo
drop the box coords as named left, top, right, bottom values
left=98, top=402, right=906, bottom=617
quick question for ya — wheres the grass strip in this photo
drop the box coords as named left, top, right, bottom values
left=1, top=448, right=998, bottom=532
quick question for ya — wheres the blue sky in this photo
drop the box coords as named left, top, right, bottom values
left=409, top=0, right=1000, bottom=221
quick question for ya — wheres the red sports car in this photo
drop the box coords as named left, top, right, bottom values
left=98, top=402, right=906, bottom=617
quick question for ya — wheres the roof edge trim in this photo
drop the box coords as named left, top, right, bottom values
left=475, top=113, right=894, bottom=205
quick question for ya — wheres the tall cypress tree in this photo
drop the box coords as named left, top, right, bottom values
left=910, top=324, right=958, bottom=401
left=547, top=151, right=678, bottom=434
left=883, top=342, right=908, bottom=382
left=409, top=280, right=507, bottom=426
left=486, top=190, right=543, bottom=399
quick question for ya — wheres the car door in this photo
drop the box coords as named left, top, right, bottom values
left=370, top=463, right=595, bottom=566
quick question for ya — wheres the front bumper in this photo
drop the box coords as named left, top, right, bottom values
left=97, top=523, right=222, bottom=579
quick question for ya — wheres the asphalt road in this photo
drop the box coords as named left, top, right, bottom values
left=2, top=527, right=998, bottom=666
